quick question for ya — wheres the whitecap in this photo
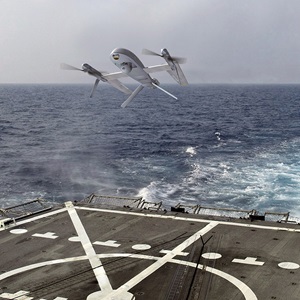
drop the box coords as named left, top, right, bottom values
left=186, top=146, right=197, bottom=156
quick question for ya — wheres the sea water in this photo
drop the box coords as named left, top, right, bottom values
left=1, top=84, right=300, bottom=218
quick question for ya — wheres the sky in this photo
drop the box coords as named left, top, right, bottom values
left=1, top=0, right=300, bottom=84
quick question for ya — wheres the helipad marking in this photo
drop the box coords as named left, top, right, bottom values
left=0, top=253, right=257, bottom=300
left=68, top=236, right=81, bottom=242
left=132, top=244, right=151, bottom=250
left=9, top=229, right=28, bottom=234
left=101, top=221, right=219, bottom=300
left=170, top=257, right=258, bottom=300
left=160, top=249, right=189, bottom=256
left=32, top=232, right=58, bottom=239
left=232, top=257, right=265, bottom=266
left=3, top=203, right=297, bottom=300
left=0, top=290, right=32, bottom=299
left=87, top=290, right=134, bottom=300
left=93, top=240, right=121, bottom=248
left=202, top=252, right=222, bottom=259
left=278, top=262, right=300, bottom=269
left=65, top=202, right=113, bottom=293
left=40, top=298, right=68, bottom=300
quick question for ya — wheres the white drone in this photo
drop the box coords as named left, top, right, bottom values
left=61, top=48, right=188, bottom=108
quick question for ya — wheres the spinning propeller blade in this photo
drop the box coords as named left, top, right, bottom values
left=171, top=56, right=187, bottom=64
left=142, top=48, right=162, bottom=57
left=142, top=49, right=186, bottom=64
left=60, top=63, right=83, bottom=71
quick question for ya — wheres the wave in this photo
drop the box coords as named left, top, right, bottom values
left=1, top=85, right=300, bottom=219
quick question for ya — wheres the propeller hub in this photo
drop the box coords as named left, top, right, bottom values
left=81, top=63, right=90, bottom=72
left=160, top=48, right=169, bottom=57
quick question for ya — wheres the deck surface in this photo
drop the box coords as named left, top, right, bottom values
left=0, top=202, right=299, bottom=300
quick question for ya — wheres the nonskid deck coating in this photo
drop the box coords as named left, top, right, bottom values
left=0, top=202, right=299, bottom=300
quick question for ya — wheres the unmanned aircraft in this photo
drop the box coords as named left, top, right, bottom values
left=61, top=48, right=188, bottom=108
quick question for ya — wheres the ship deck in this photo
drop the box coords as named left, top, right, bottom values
left=0, top=200, right=300, bottom=300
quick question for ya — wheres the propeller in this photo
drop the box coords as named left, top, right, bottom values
left=142, top=48, right=162, bottom=57
left=142, top=49, right=187, bottom=64
left=60, top=63, right=83, bottom=71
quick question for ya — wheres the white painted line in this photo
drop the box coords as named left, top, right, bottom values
left=68, top=236, right=81, bottom=242
left=32, top=232, right=58, bottom=239
left=101, top=221, right=219, bottom=300
left=93, top=240, right=121, bottom=248
left=15, top=207, right=68, bottom=226
left=170, top=258, right=258, bottom=300
left=65, top=202, right=112, bottom=293
left=0, top=256, right=89, bottom=281
left=40, top=297, right=68, bottom=300
left=232, top=257, right=265, bottom=266
left=77, top=206, right=300, bottom=233
left=160, top=249, right=189, bottom=256
left=0, top=290, right=33, bottom=299
left=40, top=298, right=68, bottom=300
left=0, top=253, right=257, bottom=300
left=9, top=204, right=300, bottom=233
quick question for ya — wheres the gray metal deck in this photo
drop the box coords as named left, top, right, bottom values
left=0, top=199, right=299, bottom=299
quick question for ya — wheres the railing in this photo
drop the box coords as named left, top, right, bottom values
left=84, top=194, right=164, bottom=212
left=0, top=198, right=53, bottom=220
left=83, top=195, right=293, bottom=223
left=0, top=195, right=294, bottom=225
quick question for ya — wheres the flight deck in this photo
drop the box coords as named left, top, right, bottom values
left=0, top=196, right=299, bottom=300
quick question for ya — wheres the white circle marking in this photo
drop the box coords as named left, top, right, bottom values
left=10, top=229, right=28, bottom=234
left=278, top=262, right=300, bottom=270
left=202, top=252, right=222, bottom=260
left=132, top=244, right=151, bottom=250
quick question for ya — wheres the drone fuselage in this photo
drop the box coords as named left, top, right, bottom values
left=110, top=48, right=154, bottom=88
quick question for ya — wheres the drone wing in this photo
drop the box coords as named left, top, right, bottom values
left=143, top=64, right=171, bottom=74
left=107, top=78, right=132, bottom=94
left=99, top=71, right=131, bottom=94
left=143, top=63, right=188, bottom=86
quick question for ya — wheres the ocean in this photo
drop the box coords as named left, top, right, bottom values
left=1, top=84, right=300, bottom=219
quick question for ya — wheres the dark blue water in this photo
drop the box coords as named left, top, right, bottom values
left=1, top=84, right=300, bottom=218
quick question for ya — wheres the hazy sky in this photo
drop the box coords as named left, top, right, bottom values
left=1, top=0, right=300, bottom=84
